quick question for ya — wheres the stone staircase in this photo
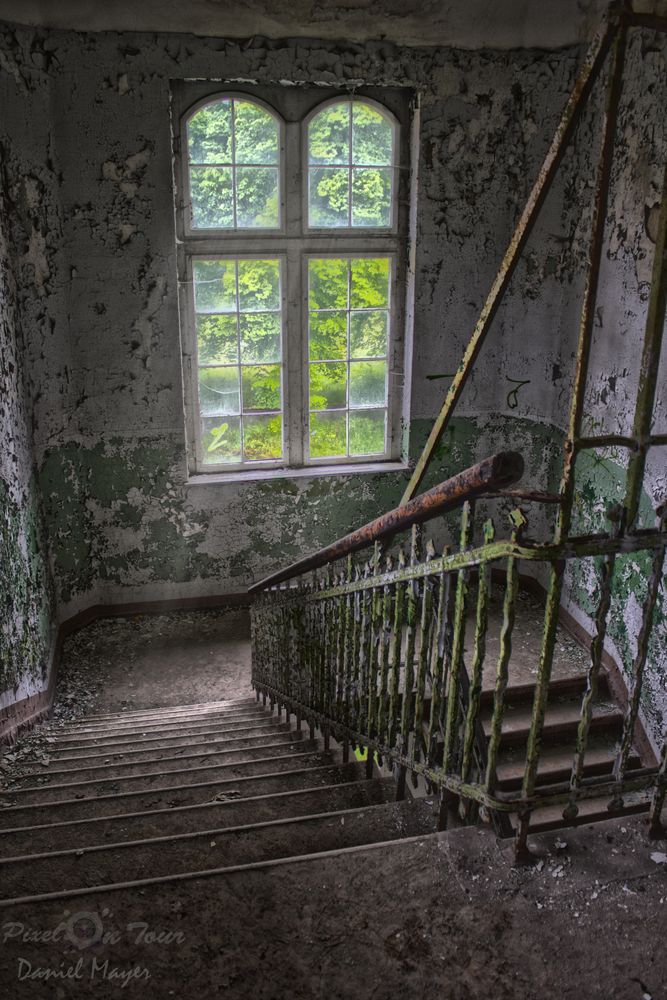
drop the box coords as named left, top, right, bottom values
left=0, top=697, right=436, bottom=906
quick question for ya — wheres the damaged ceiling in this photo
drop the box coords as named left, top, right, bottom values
left=0, top=0, right=618, bottom=49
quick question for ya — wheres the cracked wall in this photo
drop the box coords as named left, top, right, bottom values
left=0, top=76, right=57, bottom=709
left=0, top=18, right=664, bottom=742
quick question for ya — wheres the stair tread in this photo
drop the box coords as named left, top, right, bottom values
left=0, top=778, right=397, bottom=856
left=6, top=737, right=316, bottom=786
left=0, top=762, right=369, bottom=828
left=0, top=799, right=436, bottom=902
left=496, top=743, right=639, bottom=787
left=1, top=749, right=335, bottom=803
left=481, top=699, right=622, bottom=739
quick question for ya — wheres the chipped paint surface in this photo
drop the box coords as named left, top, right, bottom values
left=0, top=18, right=664, bottom=739
left=0, top=137, right=56, bottom=706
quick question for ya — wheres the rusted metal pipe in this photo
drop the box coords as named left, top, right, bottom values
left=248, top=451, right=524, bottom=593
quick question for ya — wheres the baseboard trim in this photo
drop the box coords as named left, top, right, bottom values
left=0, top=591, right=251, bottom=746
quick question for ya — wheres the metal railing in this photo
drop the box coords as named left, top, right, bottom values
left=250, top=5, right=667, bottom=855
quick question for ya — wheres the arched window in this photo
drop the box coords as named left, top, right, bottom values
left=174, top=86, right=409, bottom=475
left=186, top=96, right=281, bottom=230
left=307, top=99, right=397, bottom=228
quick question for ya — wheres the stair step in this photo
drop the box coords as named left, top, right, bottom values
left=0, top=749, right=334, bottom=804
left=44, top=717, right=285, bottom=754
left=47, top=710, right=268, bottom=744
left=58, top=703, right=267, bottom=736
left=0, top=761, right=368, bottom=828
left=71, top=696, right=258, bottom=723
left=0, top=799, right=436, bottom=903
left=0, top=778, right=396, bottom=857
left=496, top=744, right=641, bottom=791
left=19, top=727, right=301, bottom=770
left=481, top=699, right=622, bottom=746
left=516, top=795, right=650, bottom=834
left=479, top=674, right=596, bottom=707
left=5, top=736, right=316, bottom=786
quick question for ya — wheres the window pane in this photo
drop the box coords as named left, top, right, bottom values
left=350, top=311, right=387, bottom=358
left=238, top=259, right=281, bottom=311
left=310, top=362, right=347, bottom=410
left=349, top=360, right=386, bottom=408
left=351, top=168, right=392, bottom=227
left=308, top=258, right=348, bottom=310
left=243, top=413, right=283, bottom=461
left=308, top=103, right=350, bottom=165
left=240, top=314, right=281, bottom=364
left=199, top=367, right=240, bottom=416
left=352, top=104, right=392, bottom=165
left=350, top=257, right=390, bottom=309
left=194, top=260, right=237, bottom=313
left=234, top=100, right=279, bottom=165
left=309, top=167, right=349, bottom=227
left=190, top=167, right=233, bottom=229
left=309, top=311, right=347, bottom=361
left=349, top=409, right=386, bottom=455
left=188, top=100, right=232, bottom=164
left=310, top=411, right=346, bottom=458
left=236, top=167, right=279, bottom=228
left=242, top=364, right=282, bottom=411
left=202, top=415, right=241, bottom=464
left=197, top=314, right=238, bottom=365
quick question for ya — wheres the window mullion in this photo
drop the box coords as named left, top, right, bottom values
left=285, top=246, right=304, bottom=467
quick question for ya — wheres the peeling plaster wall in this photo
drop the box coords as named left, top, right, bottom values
left=0, top=22, right=586, bottom=616
left=0, top=60, right=57, bottom=709
left=561, top=28, right=667, bottom=747
left=0, top=20, right=665, bottom=740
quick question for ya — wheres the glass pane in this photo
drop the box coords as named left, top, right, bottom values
left=236, top=167, right=279, bottom=228
left=243, top=413, right=283, bottom=461
left=308, top=258, right=348, bottom=311
left=233, top=100, right=279, bottom=165
left=309, top=311, right=347, bottom=361
left=349, top=360, right=386, bottom=408
left=310, top=411, right=346, bottom=459
left=238, top=259, right=281, bottom=312
left=240, top=313, right=281, bottom=364
left=242, top=364, right=281, bottom=411
left=197, top=314, right=238, bottom=365
left=194, top=259, right=237, bottom=313
left=349, top=409, right=386, bottom=456
left=352, top=103, right=392, bottom=165
left=309, top=167, right=349, bottom=227
left=202, top=415, right=241, bottom=465
left=310, top=362, right=347, bottom=410
left=188, top=100, right=232, bottom=164
left=199, top=367, right=240, bottom=416
left=308, top=103, right=350, bottom=165
left=190, top=167, right=233, bottom=229
left=350, top=311, right=387, bottom=358
left=350, top=258, right=390, bottom=309
left=351, top=168, right=392, bottom=227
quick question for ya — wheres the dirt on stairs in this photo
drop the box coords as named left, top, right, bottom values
left=0, top=697, right=436, bottom=906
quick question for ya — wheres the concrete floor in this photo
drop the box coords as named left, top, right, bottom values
left=53, top=607, right=253, bottom=719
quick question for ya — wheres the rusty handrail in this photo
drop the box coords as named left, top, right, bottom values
left=248, top=451, right=524, bottom=594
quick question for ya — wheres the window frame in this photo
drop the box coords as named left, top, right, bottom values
left=172, top=82, right=413, bottom=478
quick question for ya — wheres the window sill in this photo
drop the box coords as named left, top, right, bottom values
left=185, top=460, right=408, bottom=487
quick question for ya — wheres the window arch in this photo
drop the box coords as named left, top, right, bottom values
left=185, top=95, right=282, bottom=230
left=306, top=98, right=397, bottom=229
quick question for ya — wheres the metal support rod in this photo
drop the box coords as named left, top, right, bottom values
left=399, top=15, right=617, bottom=504
left=515, top=22, right=627, bottom=857
left=624, top=161, right=667, bottom=528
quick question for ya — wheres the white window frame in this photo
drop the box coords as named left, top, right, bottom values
left=172, top=83, right=413, bottom=479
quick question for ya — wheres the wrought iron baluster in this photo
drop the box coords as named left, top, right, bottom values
left=461, top=519, right=495, bottom=790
